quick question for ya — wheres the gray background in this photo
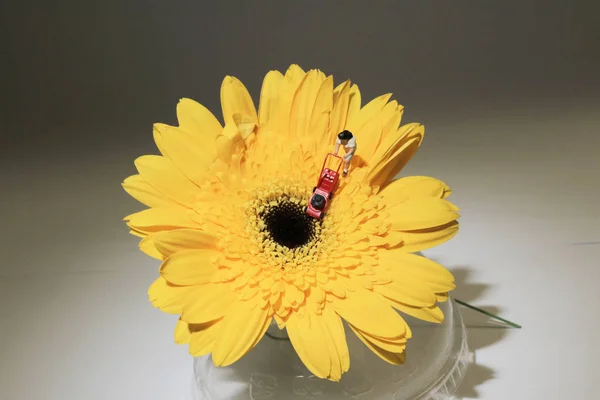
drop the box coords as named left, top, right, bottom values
left=3, top=1, right=599, bottom=156
left=1, top=1, right=599, bottom=399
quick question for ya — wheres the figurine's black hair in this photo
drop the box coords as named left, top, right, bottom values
left=311, top=194, right=326, bottom=210
left=337, top=130, right=353, bottom=141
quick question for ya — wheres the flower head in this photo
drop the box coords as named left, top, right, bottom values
left=123, top=65, right=459, bottom=381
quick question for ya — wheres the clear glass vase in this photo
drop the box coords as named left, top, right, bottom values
left=193, top=298, right=469, bottom=400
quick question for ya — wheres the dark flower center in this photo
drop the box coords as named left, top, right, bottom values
left=261, top=199, right=317, bottom=249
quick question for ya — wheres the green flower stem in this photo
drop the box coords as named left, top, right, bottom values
left=454, top=298, right=522, bottom=329
left=264, top=298, right=522, bottom=342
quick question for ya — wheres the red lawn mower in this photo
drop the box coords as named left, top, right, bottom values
left=305, top=153, right=344, bottom=220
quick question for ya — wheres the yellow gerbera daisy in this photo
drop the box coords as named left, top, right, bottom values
left=123, top=65, right=459, bottom=381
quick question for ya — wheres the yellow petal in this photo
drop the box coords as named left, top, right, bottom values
left=405, top=271, right=455, bottom=294
left=160, top=249, right=219, bottom=286
left=310, top=75, right=334, bottom=144
left=286, top=312, right=331, bottom=379
left=215, top=123, right=246, bottom=165
left=396, top=267, right=455, bottom=293
left=335, top=257, right=361, bottom=269
left=328, top=80, right=351, bottom=142
left=374, top=252, right=445, bottom=307
left=289, top=70, right=325, bottom=141
left=323, top=278, right=346, bottom=299
left=233, top=113, right=257, bottom=140
left=153, top=229, right=219, bottom=258
left=258, top=70, right=284, bottom=128
left=188, top=320, right=222, bottom=356
left=139, top=235, right=163, bottom=260
left=380, top=176, right=451, bottom=203
left=153, top=123, right=216, bottom=186
left=122, top=175, right=176, bottom=208
left=134, top=155, right=199, bottom=207
left=347, top=94, right=391, bottom=162
left=212, top=302, right=270, bottom=366
left=174, top=319, right=192, bottom=344
left=264, top=65, right=306, bottom=133
left=318, top=319, right=342, bottom=381
left=366, top=123, right=423, bottom=186
left=332, top=285, right=407, bottom=339
left=379, top=231, right=404, bottom=248
left=380, top=100, right=404, bottom=140
left=153, top=124, right=165, bottom=154
left=436, top=293, right=449, bottom=302
left=220, top=76, right=258, bottom=126
left=387, top=198, right=459, bottom=231
left=379, top=142, right=424, bottom=185
left=346, top=84, right=362, bottom=125
left=129, top=228, right=146, bottom=238
left=352, top=325, right=407, bottom=353
left=353, top=115, right=382, bottom=164
left=393, top=221, right=459, bottom=252
left=284, top=64, right=306, bottom=86
left=300, top=307, right=349, bottom=382
left=347, top=93, right=392, bottom=133
left=321, top=307, right=350, bottom=376
left=380, top=251, right=455, bottom=286
left=182, top=284, right=234, bottom=324
left=372, top=277, right=436, bottom=308
left=348, top=325, right=406, bottom=365
left=391, top=302, right=445, bottom=323
left=125, top=208, right=198, bottom=234
left=176, top=98, right=223, bottom=141
left=148, top=277, right=195, bottom=314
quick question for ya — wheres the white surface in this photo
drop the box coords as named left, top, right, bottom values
left=1, top=105, right=599, bottom=399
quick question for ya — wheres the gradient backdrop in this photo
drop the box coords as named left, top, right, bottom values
left=1, top=1, right=599, bottom=399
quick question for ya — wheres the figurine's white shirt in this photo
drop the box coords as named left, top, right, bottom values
left=336, top=136, right=356, bottom=149
left=336, top=137, right=356, bottom=162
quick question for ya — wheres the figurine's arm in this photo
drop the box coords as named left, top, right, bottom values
left=333, top=142, right=340, bottom=154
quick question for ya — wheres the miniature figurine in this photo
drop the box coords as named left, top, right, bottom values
left=333, top=130, right=356, bottom=176
left=305, top=153, right=344, bottom=219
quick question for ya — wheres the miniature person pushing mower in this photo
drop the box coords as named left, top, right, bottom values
left=333, top=130, right=356, bottom=176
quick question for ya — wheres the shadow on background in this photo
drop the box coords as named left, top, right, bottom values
left=449, top=267, right=514, bottom=399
